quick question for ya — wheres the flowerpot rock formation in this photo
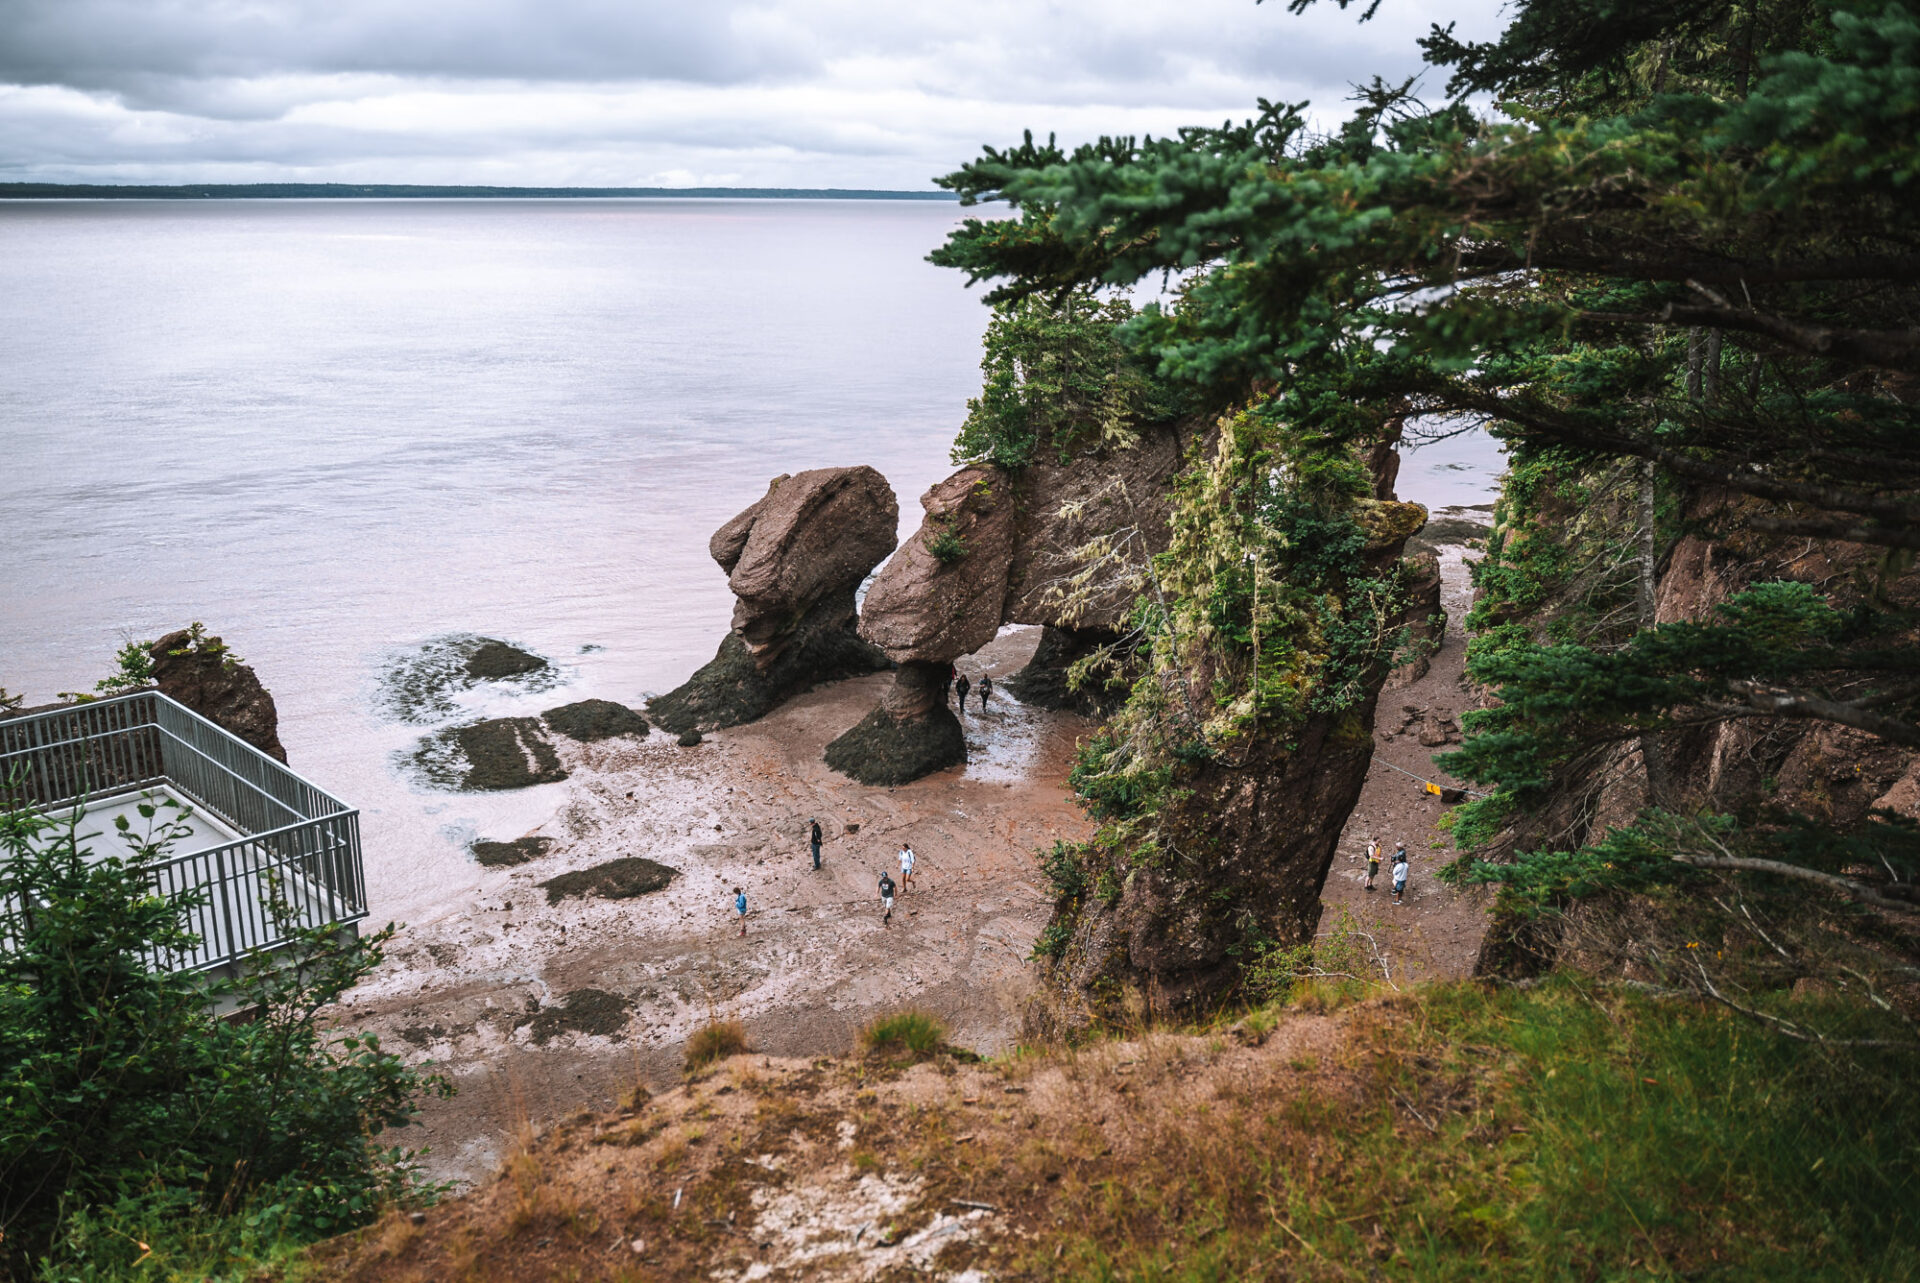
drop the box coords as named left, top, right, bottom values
left=826, top=425, right=1193, bottom=784
left=650, top=467, right=898, bottom=734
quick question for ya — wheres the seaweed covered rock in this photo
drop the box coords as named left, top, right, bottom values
left=471, top=836, right=552, bottom=868
left=465, top=640, right=548, bottom=680
left=542, top=699, right=649, bottom=742
left=823, top=660, right=966, bottom=785
left=419, top=717, right=568, bottom=791
left=148, top=627, right=288, bottom=763
left=651, top=468, right=897, bottom=733
left=537, top=857, right=678, bottom=904
left=651, top=596, right=890, bottom=734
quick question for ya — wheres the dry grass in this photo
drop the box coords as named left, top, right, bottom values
left=682, top=1018, right=748, bottom=1072
left=309, top=980, right=1920, bottom=1282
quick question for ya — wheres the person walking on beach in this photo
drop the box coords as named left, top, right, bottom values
left=978, top=673, right=993, bottom=711
left=878, top=870, right=897, bottom=927
left=1365, top=838, right=1381, bottom=892
left=954, top=673, right=971, bottom=713
left=734, top=886, right=748, bottom=936
left=899, top=843, right=915, bottom=891
left=809, top=818, right=823, bottom=871
left=1391, top=846, right=1409, bottom=905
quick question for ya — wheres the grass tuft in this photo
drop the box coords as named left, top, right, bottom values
left=859, top=1010, right=947, bottom=1060
left=683, top=1019, right=749, bottom=1072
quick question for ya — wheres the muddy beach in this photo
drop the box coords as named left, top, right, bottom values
left=347, top=522, right=1493, bottom=1187
left=344, top=627, right=1094, bottom=1184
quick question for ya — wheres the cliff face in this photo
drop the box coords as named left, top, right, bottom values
left=1037, top=483, right=1429, bottom=1022
left=1468, top=479, right=1920, bottom=978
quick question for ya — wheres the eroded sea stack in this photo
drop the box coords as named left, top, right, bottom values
left=650, top=466, right=898, bottom=735
left=825, top=426, right=1191, bottom=784
left=1039, top=495, right=1430, bottom=1020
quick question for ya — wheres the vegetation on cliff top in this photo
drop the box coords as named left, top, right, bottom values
left=0, top=800, right=447, bottom=1281
left=934, top=0, right=1920, bottom=1029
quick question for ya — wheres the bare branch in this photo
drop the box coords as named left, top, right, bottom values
left=1672, top=851, right=1920, bottom=915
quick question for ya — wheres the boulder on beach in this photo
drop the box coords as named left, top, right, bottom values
left=543, top=699, right=649, bottom=742
left=465, top=640, right=548, bottom=680
left=651, top=467, right=898, bottom=734
left=536, top=857, right=679, bottom=905
left=418, top=717, right=568, bottom=791
left=148, top=627, right=288, bottom=762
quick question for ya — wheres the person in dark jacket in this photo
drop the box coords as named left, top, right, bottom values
left=809, top=818, right=823, bottom=870
left=878, top=871, right=897, bottom=927
left=978, top=673, right=993, bottom=711
left=954, top=673, right=972, bottom=712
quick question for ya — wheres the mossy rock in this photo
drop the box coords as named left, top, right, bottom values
left=824, top=705, right=965, bottom=786
left=543, top=699, right=649, bottom=742
left=536, top=857, right=679, bottom=905
left=518, top=988, right=631, bottom=1044
left=466, top=640, right=548, bottom=680
left=1003, top=625, right=1131, bottom=718
left=471, top=836, right=553, bottom=868
left=433, top=717, right=567, bottom=790
left=649, top=591, right=891, bottom=734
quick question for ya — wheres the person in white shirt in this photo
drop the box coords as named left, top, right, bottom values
left=898, top=844, right=916, bottom=890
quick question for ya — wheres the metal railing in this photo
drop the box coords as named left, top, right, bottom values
left=1, top=691, right=366, bottom=973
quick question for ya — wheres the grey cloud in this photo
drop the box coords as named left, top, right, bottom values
left=0, top=0, right=811, bottom=105
left=0, top=0, right=1510, bottom=186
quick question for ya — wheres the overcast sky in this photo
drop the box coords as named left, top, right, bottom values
left=0, top=0, right=1509, bottom=188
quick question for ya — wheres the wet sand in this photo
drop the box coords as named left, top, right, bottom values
left=1326, top=522, right=1494, bottom=983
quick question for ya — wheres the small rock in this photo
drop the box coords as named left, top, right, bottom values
left=677, top=730, right=703, bottom=747
left=409, top=1212, right=426, bottom=1226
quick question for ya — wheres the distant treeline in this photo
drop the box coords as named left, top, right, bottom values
left=0, top=182, right=958, bottom=200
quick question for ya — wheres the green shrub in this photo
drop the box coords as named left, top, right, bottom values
left=858, top=1011, right=947, bottom=1059
left=926, top=525, right=969, bottom=565
left=0, top=796, right=448, bottom=1282
left=683, top=1019, right=749, bottom=1071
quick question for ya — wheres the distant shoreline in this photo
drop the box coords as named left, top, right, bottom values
left=0, top=182, right=958, bottom=201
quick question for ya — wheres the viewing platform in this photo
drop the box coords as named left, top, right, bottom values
left=0, top=690, right=366, bottom=976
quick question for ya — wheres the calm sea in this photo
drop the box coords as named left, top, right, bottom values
left=0, top=199, right=1502, bottom=920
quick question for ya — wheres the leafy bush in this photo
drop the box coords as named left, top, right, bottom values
left=950, top=290, right=1180, bottom=470
left=91, top=638, right=155, bottom=696
left=1037, top=839, right=1088, bottom=899
left=683, top=1019, right=749, bottom=1072
left=925, top=525, right=969, bottom=565
left=858, top=1011, right=947, bottom=1059
left=0, top=797, right=448, bottom=1282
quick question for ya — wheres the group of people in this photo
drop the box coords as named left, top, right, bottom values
left=730, top=823, right=918, bottom=936
left=949, top=667, right=992, bottom=713
left=1364, top=838, right=1411, bottom=904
